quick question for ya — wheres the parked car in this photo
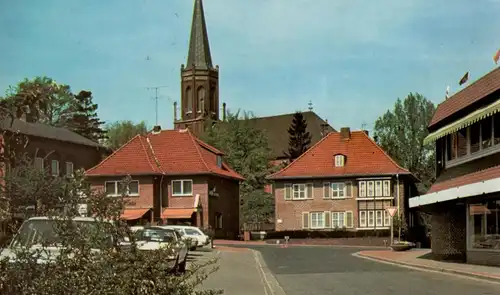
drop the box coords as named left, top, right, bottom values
left=134, top=227, right=188, bottom=273
left=0, top=216, right=117, bottom=264
left=159, top=225, right=210, bottom=250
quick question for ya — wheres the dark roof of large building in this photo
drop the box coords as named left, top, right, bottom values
left=246, top=111, right=336, bottom=160
left=0, top=117, right=103, bottom=148
left=185, top=0, right=213, bottom=70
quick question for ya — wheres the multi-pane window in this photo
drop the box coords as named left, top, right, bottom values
left=334, top=155, right=345, bottom=167
left=51, top=160, right=59, bottom=176
left=376, top=211, right=383, bottom=226
left=332, top=212, right=345, bottom=228
left=310, top=212, right=325, bottom=229
left=172, top=180, right=193, bottom=196
left=66, top=162, right=74, bottom=177
left=367, top=181, right=374, bottom=197
left=367, top=211, right=375, bottom=227
left=105, top=180, right=139, bottom=196
left=359, top=210, right=392, bottom=228
left=375, top=181, right=382, bottom=196
left=445, top=114, right=500, bottom=164
left=383, top=180, right=391, bottom=197
left=302, top=211, right=353, bottom=229
left=293, top=184, right=306, bottom=200
left=359, top=180, right=391, bottom=198
left=359, top=181, right=366, bottom=197
left=332, top=183, right=345, bottom=198
left=359, top=211, right=366, bottom=227
left=34, top=157, right=44, bottom=172
left=285, top=183, right=313, bottom=200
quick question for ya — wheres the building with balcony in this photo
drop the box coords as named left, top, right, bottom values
left=410, top=67, right=500, bottom=266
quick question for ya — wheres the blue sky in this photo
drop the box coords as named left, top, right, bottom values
left=1, top=0, right=499, bottom=133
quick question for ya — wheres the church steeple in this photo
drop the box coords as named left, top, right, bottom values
left=175, top=0, right=220, bottom=137
left=186, top=0, right=213, bottom=70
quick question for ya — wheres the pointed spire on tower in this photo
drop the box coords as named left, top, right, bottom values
left=186, top=0, right=213, bottom=70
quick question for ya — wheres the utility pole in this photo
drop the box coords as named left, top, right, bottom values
left=308, top=100, right=313, bottom=112
left=146, top=86, right=169, bottom=126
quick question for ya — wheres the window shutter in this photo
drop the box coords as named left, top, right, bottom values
left=323, top=182, right=330, bottom=199
left=346, top=211, right=353, bottom=228
left=302, top=212, right=310, bottom=229
left=345, top=182, right=352, bottom=198
left=306, top=183, right=314, bottom=199
left=284, top=184, right=292, bottom=200
left=324, top=211, right=331, bottom=228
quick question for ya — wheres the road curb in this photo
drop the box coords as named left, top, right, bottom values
left=353, top=252, right=500, bottom=284
left=251, top=249, right=287, bottom=295
left=215, top=242, right=387, bottom=249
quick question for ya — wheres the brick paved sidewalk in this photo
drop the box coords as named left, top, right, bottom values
left=356, top=249, right=500, bottom=283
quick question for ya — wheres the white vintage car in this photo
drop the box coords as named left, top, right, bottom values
left=134, top=227, right=189, bottom=273
left=157, top=225, right=210, bottom=251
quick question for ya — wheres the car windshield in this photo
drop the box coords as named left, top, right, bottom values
left=185, top=228, right=201, bottom=235
left=135, top=228, right=176, bottom=243
left=10, top=219, right=114, bottom=249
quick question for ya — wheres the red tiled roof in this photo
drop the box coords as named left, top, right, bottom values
left=427, top=165, right=500, bottom=194
left=268, top=131, right=411, bottom=179
left=85, top=135, right=162, bottom=176
left=429, top=67, right=500, bottom=128
left=85, top=129, right=243, bottom=180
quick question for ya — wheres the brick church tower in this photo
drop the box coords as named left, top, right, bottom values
left=174, top=0, right=220, bottom=136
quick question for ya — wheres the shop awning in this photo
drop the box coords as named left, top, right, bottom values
left=424, top=99, right=500, bottom=144
left=469, top=205, right=491, bottom=215
left=121, top=208, right=151, bottom=220
left=161, top=208, right=195, bottom=219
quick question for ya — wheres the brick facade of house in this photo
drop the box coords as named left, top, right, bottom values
left=85, top=129, right=243, bottom=239
left=273, top=177, right=408, bottom=231
left=269, top=128, right=416, bottom=234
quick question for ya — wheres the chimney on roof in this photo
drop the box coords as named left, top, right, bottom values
left=340, top=127, right=351, bottom=140
left=173, top=101, right=177, bottom=121
left=222, top=102, right=226, bottom=121
left=152, top=125, right=161, bottom=134
left=362, top=130, right=369, bottom=136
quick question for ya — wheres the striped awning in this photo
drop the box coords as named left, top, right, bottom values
left=424, top=99, right=500, bottom=144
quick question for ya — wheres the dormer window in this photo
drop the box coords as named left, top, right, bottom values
left=334, top=154, right=345, bottom=167
left=216, top=155, right=222, bottom=168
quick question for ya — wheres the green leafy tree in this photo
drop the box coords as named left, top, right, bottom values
left=67, top=90, right=107, bottom=142
left=0, top=157, right=221, bottom=295
left=202, top=110, right=276, bottom=227
left=284, top=111, right=312, bottom=161
left=0, top=76, right=76, bottom=125
left=104, top=120, right=149, bottom=150
left=373, top=93, right=436, bottom=191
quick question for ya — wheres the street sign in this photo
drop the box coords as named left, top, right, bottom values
left=386, top=207, right=397, bottom=217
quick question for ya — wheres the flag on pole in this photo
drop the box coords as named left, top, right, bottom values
left=494, top=49, right=500, bottom=64
left=459, top=72, right=469, bottom=86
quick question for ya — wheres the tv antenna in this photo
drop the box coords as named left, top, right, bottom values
left=361, top=122, right=367, bottom=130
left=308, top=100, right=313, bottom=111
left=146, top=85, right=169, bottom=125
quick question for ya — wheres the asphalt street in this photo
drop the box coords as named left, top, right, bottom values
left=247, top=245, right=500, bottom=295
